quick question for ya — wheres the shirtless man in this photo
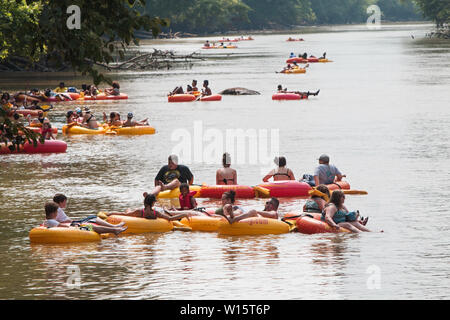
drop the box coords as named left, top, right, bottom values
left=227, top=197, right=280, bottom=224
left=216, top=152, right=237, bottom=185
left=122, top=112, right=149, bottom=127
left=202, top=80, right=212, bottom=96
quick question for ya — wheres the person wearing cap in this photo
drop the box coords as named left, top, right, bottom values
left=201, top=80, right=212, bottom=96
left=80, top=107, right=99, bottom=129
left=122, top=112, right=149, bottom=127
left=154, top=155, right=194, bottom=192
left=54, top=82, right=67, bottom=93
left=313, top=154, right=344, bottom=187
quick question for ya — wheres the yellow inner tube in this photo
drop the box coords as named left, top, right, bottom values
left=29, top=227, right=101, bottom=244
left=106, top=215, right=173, bottom=234
left=218, top=217, right=290, bottom=235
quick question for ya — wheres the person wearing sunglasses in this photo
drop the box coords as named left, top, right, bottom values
left=225, top=197, right=280, bottom=224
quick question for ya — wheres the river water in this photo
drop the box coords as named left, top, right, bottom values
left=0, top=23, right=449, bottom=300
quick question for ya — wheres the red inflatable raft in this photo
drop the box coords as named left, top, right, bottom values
left=256, top=181, right=312, bottom=197
left=200, top=94, right=222, bottom=102
left=272, top=93, right=307, bottom=100
left=199, top=185, right=256, bottom=199
left=0, top=140, right=67, bottom=154
left=168, top=94, right=196, bottom=102
left=81, top=93, right=128, bottom=101
left=296, top=216, right=350, bottom=234
left=286, top=57, right=308, bottom=64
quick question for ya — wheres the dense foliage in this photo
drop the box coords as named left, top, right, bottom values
left=145, top=0, right=424, bottom=33
left=412, top=0, right=449, bottom=27
left=0, top=0, right=168, bottom=84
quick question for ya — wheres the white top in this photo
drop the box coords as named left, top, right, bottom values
left=43, top=219, right=59, bottom=228
left=56, top=207, right=70, bottom=222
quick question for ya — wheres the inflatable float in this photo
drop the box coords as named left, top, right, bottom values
left=62, top=124, right=155, bottom=135
left=283, top=212, right=350, bottom=234
left=168, top=94, right=196, bottom=102
left=256, top=181, right=311, bottom=197
left=200, top=94, right=222, bottom=101
left=156, top=185, right=202, bottom=199
left=180, top=213, right=226, bottom=232
left=202, top=45, right=237, bottom=49
left=281, top=68, right=306, bottom=74
left=218, top=217, right=290, bottom=235
left=286, top=38, right=305, bottom=42
left=29, top=226, right=102, bottom=244
left=286, top=57, right=308, bottom=64
left=0, top=140, right=67, bottom=154
left=106, top=215, right=173, bottom=234
left=26, top=126, right=58, bottom=134
left=80, top=93, right=128, bottom=101
left=272, top=93, right=307, bottom=100
left=198, top=185, right=256, bottom=199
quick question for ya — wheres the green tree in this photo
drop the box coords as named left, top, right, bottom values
left=376, top=0, right=421, bottom=21
left=412, top=0, right=449, bottom=27
left=311, top=0, right=373, bottom=24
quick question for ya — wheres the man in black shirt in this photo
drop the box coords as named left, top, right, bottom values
left=154, top=154, right=194, bottom=191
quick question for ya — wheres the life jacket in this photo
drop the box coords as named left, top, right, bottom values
left=179, top=191, right=197, bottom=210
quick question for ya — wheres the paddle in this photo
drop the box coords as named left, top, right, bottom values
left=342, top=190, right=368, bottom=195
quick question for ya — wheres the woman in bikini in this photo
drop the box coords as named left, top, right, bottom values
left=81, top=108, right=99, bottom=129
left=262, top=156, right=295, bottom=182
left=216, top=152, right=237, bottom=185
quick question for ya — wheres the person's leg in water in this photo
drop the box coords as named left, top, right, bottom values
left=337, top=222, right=361, bottom=233
left=348, top=221, right=371, bottom=232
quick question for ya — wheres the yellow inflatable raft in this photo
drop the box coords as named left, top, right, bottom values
left=281, top=68, right=306, bottom=74
left=29, top=226, right=102, bottom=244
left=62, top=123, right=155, bottom=135
left=180, top=215, right=226, bottom=232
left=218, top=218, right=290, bottom=235
left=106, top=215, right=173, bottom=234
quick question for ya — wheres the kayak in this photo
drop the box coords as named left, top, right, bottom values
left=327, top=181, right=351, bottom=191
left=272, top=93, right=307, bottom=100
left=106, top=215, right=173, bottom=234
left=168, top=94, right=196, bottom=102
left=281, top=68, right=306, bottom=74
left=29, top=226, right=102, bottom=244
left=286, top=39, right=304, bottom=42
left=218, top=217, right=290, bottom=235
left=318, top=59, right=333, bottom=63
left=200, top=94, right=222, bottom=101
left=80, top=93, right=128, bottom=101
left=0, top=140, right=67, bottom=154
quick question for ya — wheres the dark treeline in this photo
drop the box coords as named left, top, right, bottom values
left=144, top=0, right=425, bottom=34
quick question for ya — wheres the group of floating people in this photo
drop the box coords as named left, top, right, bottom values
left=41, top=151, right=374, bottom=237
left=65, top=107, right=149, bottom=131
left=169, top=79, right=213, bottom=97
